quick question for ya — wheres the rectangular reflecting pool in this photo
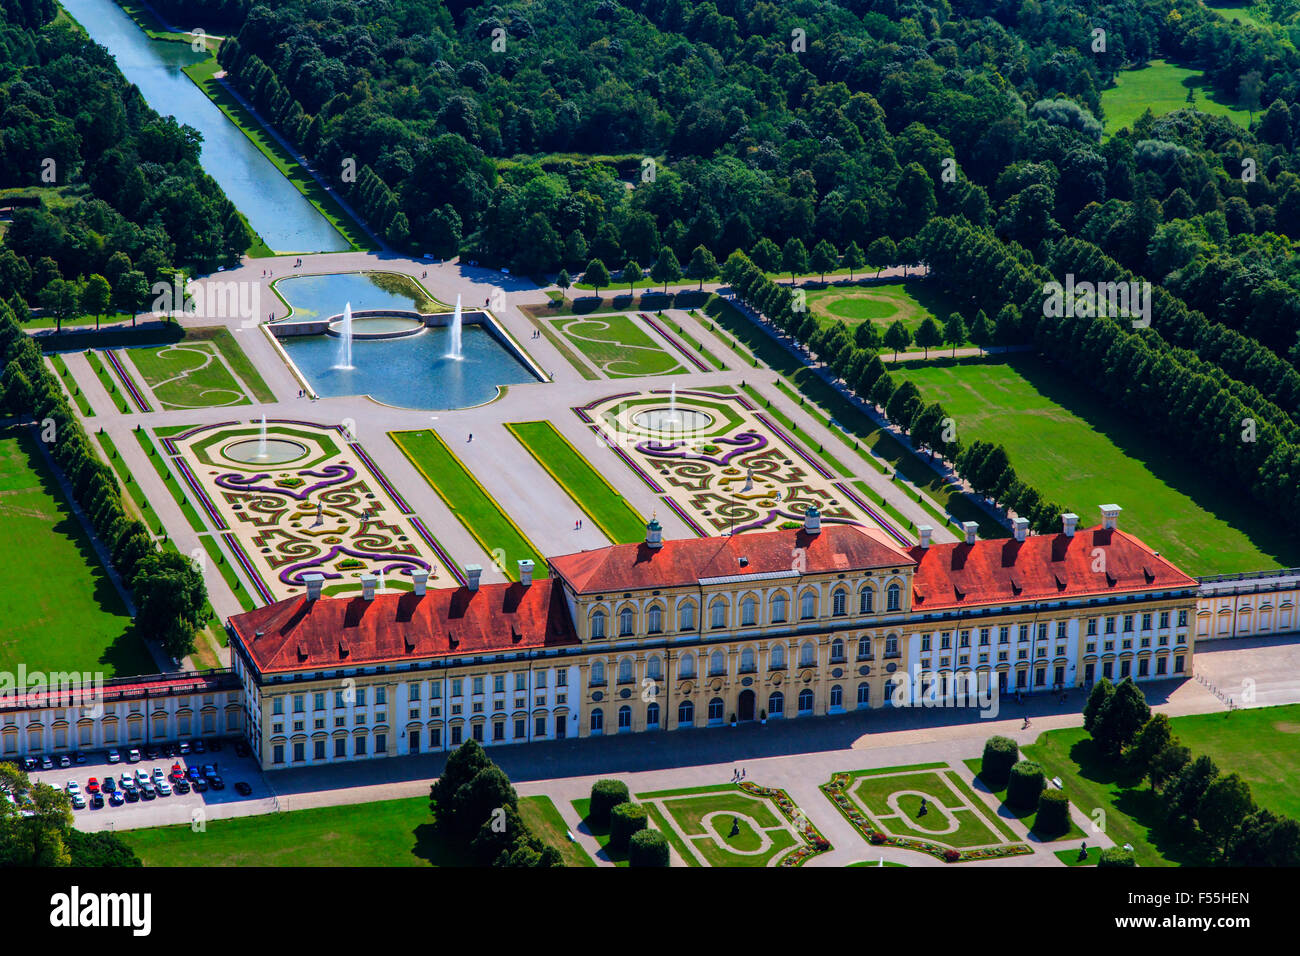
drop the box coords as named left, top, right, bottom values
left=280, top=323, right=538, bottom=409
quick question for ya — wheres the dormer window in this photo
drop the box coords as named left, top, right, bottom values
left=591, top=610, right=606, bottom=639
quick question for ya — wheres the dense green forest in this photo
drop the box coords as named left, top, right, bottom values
left=0, top=0, right=249, bottom=319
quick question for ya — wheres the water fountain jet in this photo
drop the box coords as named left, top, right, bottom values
left=335, top=302, right=354, bottom=369
left=446, top=295, right=463, bottom=360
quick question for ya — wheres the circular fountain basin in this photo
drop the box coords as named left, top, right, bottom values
left=327, top=314, right=425, bottom=339
left=633, top=407, right=714, bottom=432
left=223, top=438, right=310, bottom=465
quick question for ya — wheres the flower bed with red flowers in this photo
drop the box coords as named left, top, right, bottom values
left=738, top=780, right=833, bottom=866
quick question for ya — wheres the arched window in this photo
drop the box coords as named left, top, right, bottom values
left=771, top=593, right=787, bottom=623
left=711, top=598, right=727, bottom=628
left=646, top=701, right=660, bottom=726
left=832, top=589, right=847, bottom=616
left=857, top=683, right=870, bottom=708
left=708, top=697, right=724, bottom=722
left=618, top=705, right=632, bottom=731
left=678, top=602, right=696, bottom=630
left=799, top=642, right=815, bottom=667
left=590, top=660, right=605, bottom=685
left=857, top=636, right=871, bottom=660
left=830, top=685, right=843, bottom=708
left=590, top=708, right=603, bottom=733
left=590, top=610, right=605, bottom=638
left=800, top=591, right=816, bottom=619
left=768, top=691, right=784, bottom=716
left=617, top=657, right=633, bottom=684
left=887, top=583, right=901, bottom=611
left=679, top=653, right=695, bottom=679
left=677, top=700, right=694, bottom=726
left=798, top=689, right=814, bottom=714
left=830, top=638, right=845, bottom=662
left=647, top=656, right=662, bottom=681
left=741, top=596, right=757, bottom=626
left=709, top=650, right=726, bottom=676
left=619, top=607, right=634, bottom=636
left=647, top=606, right=662, bottom=633
left=739, top=647, right=755, bottom=673
left=770, top=643, right=786, bottom=669
left=860, top=587, right=874, bottom=613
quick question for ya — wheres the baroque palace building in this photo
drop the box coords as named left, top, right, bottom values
left=223, top=503, right=1200, bottom=769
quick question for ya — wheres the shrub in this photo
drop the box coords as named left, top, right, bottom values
left=942, top=848, right=961, bottom=862
left=589, top=779, right=630, bottom=828
left=1098, top=846, right=1137, bottom=867
left=981, top=736, right=1020, bottom=789
left=1007, top=760, right=1046, bottom=810
left=609, top=802, right=648, bottom=852
left=628, top=829, right=670, bottom=867
left=1034, top=789, right=1070, bottom=837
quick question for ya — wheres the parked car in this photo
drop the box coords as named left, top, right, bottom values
left=178, top=742, right=190, bottom=755
left=119, top=774, right=135, bottom=791
left=157, top=780, right=172, bottom=797
left=21, top=757, right=36, bottom=772
left=143, top=747, right=158, bottom=761
left=152, top=768, right=166, bottom=783
left=123, top=788, right=139, bottom=803
left=126, top=749, right=141, bottom=763
left=108, top=792, right=124, bottom=807
left=86, top=777, right=99, bottom=794
left=174, top=779, right=190, bottom=795
left=73, top=752, right=86, bottom=765
left=70, top=793, right=86, bottom=810
left=90, top=793, right=104, bottom=809
left=192, top=778, right=208, bottom=793
left=202, top=764, right=217, bottom=779
left=139, top=782, right=155, bottom=800
left=135, top=769, right=149, bottom=785
left=65, top=781, right=80, bottom=796
left=170, top=763, right=185, bottom=780
left=107, top=750, right=121, bottom=764
left=40, top=756, right=52, bottom=770
left=58, top=755, right=71, bottom=768
left=193, top=740, right=206, bottom=754
left=208, top=775, right=225, bottom=791
left=234, top=781, right=252, bottom=796
left=162, top=743, right=176, bottom=758
left=187, top=766, right=201, bottom=782
left=101, top=777, right=115, bottom=793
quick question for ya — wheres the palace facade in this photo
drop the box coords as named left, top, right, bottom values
left=223, top=503, right=1201, bottom=769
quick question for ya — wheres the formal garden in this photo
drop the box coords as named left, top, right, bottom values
left=821, top=762, right=1033, bottom=863
left=122, top=338, right=252, bottom=409
left=548, top=314, right=686, bottom=378
left=159, top=420, right=457, bottom=601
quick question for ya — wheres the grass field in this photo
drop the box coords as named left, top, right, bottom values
left=1167, top=705, right=1300, bottom=820
left=848, top=771, right=1004, bottom=848
left=961, top=758, right=1084, bottom=842
left=506, top=421, right=647, bottom=544
left=0, top=430, right=153, bottom=677
left=126, top=341, right=250, bottom=409
left=48, top=354, right=94, bottom=417
left=1204, top=2, right=1271, bottom=30
left=806, top=280, right=961, bottom=343
left=892, top=355, right=1296, bottom=573
left=655, top=790, right=796, bottom=867
left=702, top=294, right=1003, bottom=537
left=390, top=429, right=547, bottom=581
left=194, top=326, right=276, bottom=403
left=518, top=795, right=595, bottom=867
left=132, top=428, right=208, bottom=533
left=551, top=314, right=684, bottom=377
left=1101, top=59, right=1252, bottom=135
left=571, top=797, right=630, bottom=866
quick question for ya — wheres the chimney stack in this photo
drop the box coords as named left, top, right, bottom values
left=917, top=524, right=933, bottom=549
left=962, top=521, right=978, bottom=545
left=361, top=572, right=376, bottom=601
left=645, top=516, right=663, bottom=549
left=803, top=505, right=821, bottom=535
left=1012, top=517, right=1029, bottom=542
left=1062, top=512, right=1079, bottom=537
left=1100, top=504, right=1122, bottom=531
left=412, top=568, right=429, bottom=596
left=304, top=573, right=324, bottom=601
left=465, top=564, right=482, bottom=591
left=518, top=559, right=534, bottom=586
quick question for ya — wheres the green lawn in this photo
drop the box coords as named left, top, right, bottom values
left=657, top=791, right=796, bottom=867
left=1167, top=705, right=1300, bottom=819
left=1055, top=846, right=1101, bottom=866
left=892, top=355, right=1297, bottom=574
left=806, top=280, right=961, bottom=342
left=391, top=429, right=546, bottom=581
left=550, top=315, right=684, bottom=377
left=847, top=770, right=1006, bottom=848
left=123, top=796, right=468, bottom=866
left=132, top=428, right=208, bottom=533
left=518, top=795, right=595, bottom=867
left=200, top=534, right=255, bottom=614
left=95, top=430, right=161, bottom=533
left=702, top=293, right=1002, bottom=537
left=125, top=341, right=250, bottom=410
left=48, top=353, right=94, bottom=417
left=0, top=430, right=154, bottom=677
left=571, top=797, right=629, bottom=866
left=83, top=350, right=131, bottom=413
left=1203, top=1, right=1271, bottom=29
left=506, top=421, right=647, bottom=544
left=960, top=758, right=1083, bottom=842
left=1101, top=59, right=1252, bottom=135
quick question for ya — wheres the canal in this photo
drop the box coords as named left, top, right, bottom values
left=61, top=0, right=350, bottom=254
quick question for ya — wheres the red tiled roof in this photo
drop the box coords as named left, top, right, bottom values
left=908, top=526, right=1196, bottom=610
left=548, top=524, right=914, bottom=594
left=228, top=579, right=577, bottom=674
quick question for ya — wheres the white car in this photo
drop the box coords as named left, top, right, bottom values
left=107, top=750, right=121, bottom=764
left=65, top=781, right=81, bottom=796
left=156, top=780, right=172, bottom=797
left=70, top=793, right=86, bottom=810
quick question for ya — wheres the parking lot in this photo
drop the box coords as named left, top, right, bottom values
left=19, top=739, right=277, bottom=832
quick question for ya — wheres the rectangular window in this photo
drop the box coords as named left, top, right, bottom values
left=493, top=674, right=505, bottom=694
left=431, top=682, right=442, bottom=700
left=407, top=683, right=420, bottom=703
left=334, top=738, right=346, bottom=758
left=356, top=688, right=366, bottom=707
left=1056, top=621, right=1067, bottom=640
left=272, top=697, right=284, bottom=716
left=472, top=677, right=484, bottom=696
left=1138, top=658, right=1149, bottom=677
left=979, top=628, right=990, bottom=646
left=493, top=721, right=504, bottom=742
left=920, top=635, right=931, bottom=652
left=472, top=724, right=483, bottom=742
left=536, top=672, right=547, bottom=689
left=451, top=679, right=462, bottom=697
left=515, top=674, right=526, bottom=691
left=999, top=626, right=1010, bottom=644
left=314, top=740, right=325, bottom=760
left=1159, top=611, right=1170, bottom=629
left=959, top=630, right=970, bottom=648
left=940, top=634, right=951, bottom=650
left=1019, top=625, right=1030, bottom=642
left=1105, top=617, right=1115, bottom=635
left=1174, top=655, right=1185, bottom=673
left=1123, top=615, right=1134, bottom=632
left=1141, top=613, right=1152, bottom=631
left=293, top=695, right=304, bottom=713
left=375, top=687, right=386, bottom=706
left=557, top=670, right=567, bottom=687
left=514, top=718, right=525, bottom=739
left=1086, top=619, right=1097, bottom=636
left=1156, top=657, right=1167, bottom=675
left=314, top=692, right=325, bottom=710
left=355, top=736, right=367, bottom=756
left=1037, top=623, right=1048, bottom=641
left=534, top=716, right=546, bottom=738
left=451, top=725, right=462, bottom=746
left=1178, top=610, right=1188, bottom=627
left=273, top=744, right=284, bottom=764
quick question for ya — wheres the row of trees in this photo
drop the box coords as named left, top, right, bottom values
left=589, top=778, right=668, bottom=867
left=0, top=302, right=207, bottom=658
left=1084, top=679, right=1300, bottom=865
left=0, top=762, right=140, bottom=866
left=428, top=740, right=561, bottom=867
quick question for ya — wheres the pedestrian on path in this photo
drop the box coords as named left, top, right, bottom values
left=468, top=433, right=473, bottom=442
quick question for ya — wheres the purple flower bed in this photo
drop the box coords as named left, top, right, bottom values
left=351, top=443, right=413, bottom=514
left=410, top=516, right=464, bottom=586
left=279, top=546, right=431, bottom=587
left=638, top=312, right=710, bottom=372
left=104, top=350, right=151, bottom=412
left=221, top=532, right=274, bottom=604
left=173, top=455, right=228, bottom=530
left=833, top=481, right=910, bottom=547
left=214, top=464, right=356, bottom=501
left=636, top=429, right=766, bottom=466
left=660, top=495, right=706, bottom=535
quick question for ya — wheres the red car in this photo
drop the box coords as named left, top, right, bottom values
left=85, top=777, right=100, bottom=794
left=170, top=763, right=184, bottom=781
